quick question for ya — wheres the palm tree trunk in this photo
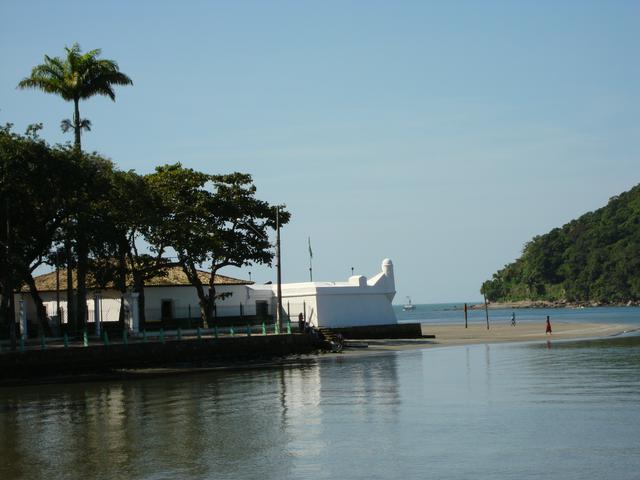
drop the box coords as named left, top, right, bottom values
left=76, top=219, right=88, bottom=332
left=73, top=97, right=81, bottom=150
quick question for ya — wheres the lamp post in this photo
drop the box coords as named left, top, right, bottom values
left=237, top=205, right=283, bottom=332
left=4, top=177, right=16, bottom=350
left=275, top=206, right=283, bottom=331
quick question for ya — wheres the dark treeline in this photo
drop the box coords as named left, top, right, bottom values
left=0, top=124, right=288, bottom=336
left=481, top=184, right=640, bottom=304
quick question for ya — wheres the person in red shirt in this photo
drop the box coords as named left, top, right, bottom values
left=545, top=316, right=552, bottom=335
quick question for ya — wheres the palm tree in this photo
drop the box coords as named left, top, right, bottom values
left=18, top=43, right=132, bottom=150
left=18, top=44, right=132, bottom=333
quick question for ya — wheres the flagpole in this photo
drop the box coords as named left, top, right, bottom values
left=308, top=237, right=313, bottom=282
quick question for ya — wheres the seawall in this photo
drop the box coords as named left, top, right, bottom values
left=0, top=334, right=317, bottom=382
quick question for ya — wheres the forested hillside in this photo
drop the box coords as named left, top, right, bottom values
left=481, top=184, right=640, bottom=304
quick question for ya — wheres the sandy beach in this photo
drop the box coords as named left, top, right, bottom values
left=352, top=321, right=637, bottom=352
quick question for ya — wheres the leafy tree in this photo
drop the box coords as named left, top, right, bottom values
left=146, top=164, right=289, bottom=326
left=0, top=125, right=76, bottom=335
left=18, top=43, right=132, bottom=330
left=89, top=168, right=176, bottom=328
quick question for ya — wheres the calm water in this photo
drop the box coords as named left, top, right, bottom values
left=2, top=308, right=640, bottom=479
left=395, top=302, right=640, bottom=326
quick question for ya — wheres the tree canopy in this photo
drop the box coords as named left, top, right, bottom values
left=0, top=126, right=289, bottom=334
left=146, top=164, right=289, bottom=326
left=18, top=43, right=132, bottom=150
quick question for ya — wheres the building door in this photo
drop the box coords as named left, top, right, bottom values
left=161, top=300, right=173, bottom=321
left=256, top=301, right=268, bottom=318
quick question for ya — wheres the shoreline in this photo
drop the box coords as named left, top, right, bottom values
left=467, top=300, right=640, bottom=310
left=2, top=322, right=636, bottom=386
left=347, top=321, right=638, bottom=352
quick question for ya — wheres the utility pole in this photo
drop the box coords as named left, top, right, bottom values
left=464, top=302, right=468, bottom=329
left=483, top=294, right=490, bottom=330
left=275, top=206, right=283, bottom=331
left=56, top=248, right=61, bottom=322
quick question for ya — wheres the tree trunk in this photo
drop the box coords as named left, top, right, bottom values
left=25, top=272, right=52, bottom=336
left=76, top=217, right=88, bottom=332
left=73, top=97, right=81, bottom=151
left=116, top=243, right=127, bottom=327
left=206, top=285, right=216, bottom=328
left=182, top=262, right=208, bottom=328
left=65, top=236, right=75, bottom=333
left=133, top=273, right=146, bottom=330
left=199, top=299, right=208, bottom=328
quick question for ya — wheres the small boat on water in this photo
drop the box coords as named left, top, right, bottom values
left=403, top=296, right=415, bottom=311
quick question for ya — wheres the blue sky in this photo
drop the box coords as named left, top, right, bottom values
left=1, top=1, right=638, bottom=303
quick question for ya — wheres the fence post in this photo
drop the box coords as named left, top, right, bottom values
left=230, top=326, right=235, bottom=336
left=287, top=320, right=291, bottom=334
left=123, top=328, right=128, bottom=346
left=19, top=336, right=25, bottom=352
left=63, top=332, right=69, bottom=348
left=246, top=324, right=251, bottom=336
left=83, top=328, right=89, bottom=347
left=262, top=321, right=266, bottom=335
left=177, top=327, right=182, bottom=341
left=143, top=329, right=148, bottom=343
left=160, top=328, right=165, bottom=344
left=214, top=325, right=219, bottom=339
left=103, top=330, right=110, bottom=346
left=197, top=326, right=202, bottom=340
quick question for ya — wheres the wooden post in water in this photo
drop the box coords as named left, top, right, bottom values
left=483, top=294, right=490, bottom=330
left=464, top=303, right=468, bottom=329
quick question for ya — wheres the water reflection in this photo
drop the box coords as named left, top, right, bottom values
left=1, top=354, right=401, bottom=480
left=2, top=338, right=639, bottom=480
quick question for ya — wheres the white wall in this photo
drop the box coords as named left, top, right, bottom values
left=15, top=289, right=122, bottom=324
left=140, top=284, right=258, bottom=321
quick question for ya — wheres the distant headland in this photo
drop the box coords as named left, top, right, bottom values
left=481, top=183, right=640, bottom=306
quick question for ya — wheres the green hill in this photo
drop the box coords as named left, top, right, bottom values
left=481, top=183, right=640, bottom=304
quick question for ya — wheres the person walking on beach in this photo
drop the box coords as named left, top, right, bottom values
left=511, top=312, right=516, bottom=326
left=545, top=315, right=552, bottom=335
